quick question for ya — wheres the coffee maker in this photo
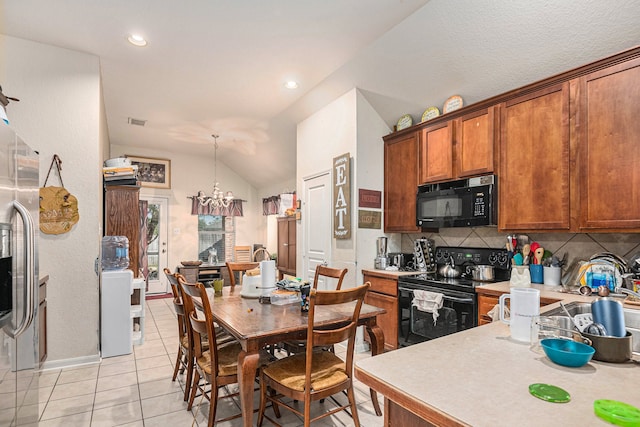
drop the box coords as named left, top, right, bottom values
left=374, top=237, right=389, bottom=270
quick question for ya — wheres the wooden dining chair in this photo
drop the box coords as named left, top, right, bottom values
left=234, top=245, right=252, bottom=262
left=257, top=282, right=371, bottom=427
left=178, top=278, right=245, bottom=425
left=164, top=268, right=195, bottom=401
left=312, top=265, right=348, bottom=290
left=225, top=261, right=259, bottom=292
left=283, top=265, right=348, bottom=355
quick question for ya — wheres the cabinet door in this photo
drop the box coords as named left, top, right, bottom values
left=477, top=294, right=499, bottom=326
left=499, top=83, right=570, bottom=231
left=419, top=121, right=454, bottom=183
left=456, top=107, right=496, bottom=178
left=575, top=57, right=640, bottom=230
left=277, top=218, right=290, bottom=271
left=286, top=218, right=296, bottom=271
left=384, top=132, right=420, bottom=232
left=364, top=290, right=398, bottom=351
left=105, top=186, right=141, bottom=276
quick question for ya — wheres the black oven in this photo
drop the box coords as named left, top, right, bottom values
left=416, top=175, right=496, bottom=228
left=397, top=246, right=510, bottom=347
left=398, top=282, right=476, bottom=345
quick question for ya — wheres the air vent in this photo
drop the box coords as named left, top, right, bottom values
left=127, top=117, right=146, bottom=127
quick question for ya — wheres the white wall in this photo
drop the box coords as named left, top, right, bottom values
left=297, top=89, right=357, bottom=285
left=296, top=88, right=392, bottom=288
left=110, top=144, right=263, bottom=270
left=354, top=91, right=393, bottom=282
left=1, top=35, right=104, bottom=365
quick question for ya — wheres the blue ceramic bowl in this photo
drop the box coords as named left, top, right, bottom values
left=541, top=338, right=595, bottom=367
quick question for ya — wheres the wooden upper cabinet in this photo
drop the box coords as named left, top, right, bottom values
left=455, top=107, right=497, bottom=178
left=419, top=121, right=453, bottom=183
left=499, top=83, right=571, bottom=231
left=574, top=56, right=640, bottom=231
left=419, top=107, right=496, bottom=184
left=384, top=131, right=420, bottom=232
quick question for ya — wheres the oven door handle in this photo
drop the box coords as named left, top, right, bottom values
left=398, top=287, right=474, bottom=304
left=442, top=294, right=474, bottom=304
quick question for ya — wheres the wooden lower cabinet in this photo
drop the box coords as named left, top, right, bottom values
left=363, top=271, right=399, bottom=351
left=387, top=399, right=436, bottom=427
left=478, top=294, right=499, bottom=326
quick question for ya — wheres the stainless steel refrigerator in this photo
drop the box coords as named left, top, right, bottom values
left=0, top=123, right=40, bottom=425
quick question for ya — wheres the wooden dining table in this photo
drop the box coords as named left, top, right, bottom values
left=197, top=287, right=385, bottom=427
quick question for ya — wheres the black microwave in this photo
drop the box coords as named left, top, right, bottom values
left=416, top=175, right=496, bottom=228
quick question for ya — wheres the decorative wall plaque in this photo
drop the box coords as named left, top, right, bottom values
left=443, top=95, right=464, bottom=114
left=421, top=106, right=441, bottom=122
left=333, top=153, right=351, bottom=239
left=396, top=114, right=413, bottom=131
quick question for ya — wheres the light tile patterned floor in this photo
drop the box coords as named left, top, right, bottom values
left=29, top=297, right=385, bottom=426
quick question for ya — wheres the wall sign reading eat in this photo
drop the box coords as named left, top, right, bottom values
left=333, top=153, right=351, bottom=239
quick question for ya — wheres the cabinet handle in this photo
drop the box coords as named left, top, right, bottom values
left=283, top=243, right=288, bottom=246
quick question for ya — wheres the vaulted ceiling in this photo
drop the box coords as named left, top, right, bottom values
left=2, top=1, right=639, bottom=189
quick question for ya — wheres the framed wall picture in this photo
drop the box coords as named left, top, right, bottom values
left=126, top=155, right=171, bottom=189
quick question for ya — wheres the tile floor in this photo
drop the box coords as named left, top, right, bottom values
left=28, top=297, right=385, bottom=426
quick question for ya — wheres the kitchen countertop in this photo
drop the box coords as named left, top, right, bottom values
left=355, top=283, right=640, bottom=426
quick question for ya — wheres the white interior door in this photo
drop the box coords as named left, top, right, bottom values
left=303, top=171, right=332, bottom=289
left=141, top=196, right=168, bottom=294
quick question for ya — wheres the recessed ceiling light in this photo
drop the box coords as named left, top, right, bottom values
left=284, top=81, right=299, bottom=89
left=127, top=34, right=147, bottom=47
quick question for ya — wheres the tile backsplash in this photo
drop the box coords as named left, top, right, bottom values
left=401, top=227, right=640, bottom=271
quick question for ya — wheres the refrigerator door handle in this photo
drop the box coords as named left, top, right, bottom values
left=4, top=200, right=35, bottom=338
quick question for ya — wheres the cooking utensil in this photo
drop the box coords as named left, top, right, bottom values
left=583, top=331, right=633, bottom=363
left=559, top=302, right=593, bottom=333
left=559, top=302, right=579, bottom=328
left=530, top=241, right=540, bottom=256
left=465, top=265, right=495, bottom=281
left=438, top=256, right=461, bottom=278
left=598, top=285, right=610, bottom=297
left=578, top=285, right=592, bottom=296
left=522, top=244, right=531, bottom=265
left=513, top=253, right=524, bottom=266
left=534, top=247, right=544, bottom=265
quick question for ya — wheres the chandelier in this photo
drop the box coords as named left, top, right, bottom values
left=197, top=134, right=234, bottom=208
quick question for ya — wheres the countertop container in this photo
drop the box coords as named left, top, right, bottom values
left=592, top=298, right=626, bottom=337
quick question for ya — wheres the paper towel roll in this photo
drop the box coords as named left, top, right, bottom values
left=260, top=260, right=276, bottom=296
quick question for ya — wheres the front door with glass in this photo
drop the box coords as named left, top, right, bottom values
left=141, top=196, right=168, bottom=294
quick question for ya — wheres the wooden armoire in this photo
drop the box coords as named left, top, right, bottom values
left=104, top=185, right=141, bottom=277
left=276, top=216, right=296, bottom=278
